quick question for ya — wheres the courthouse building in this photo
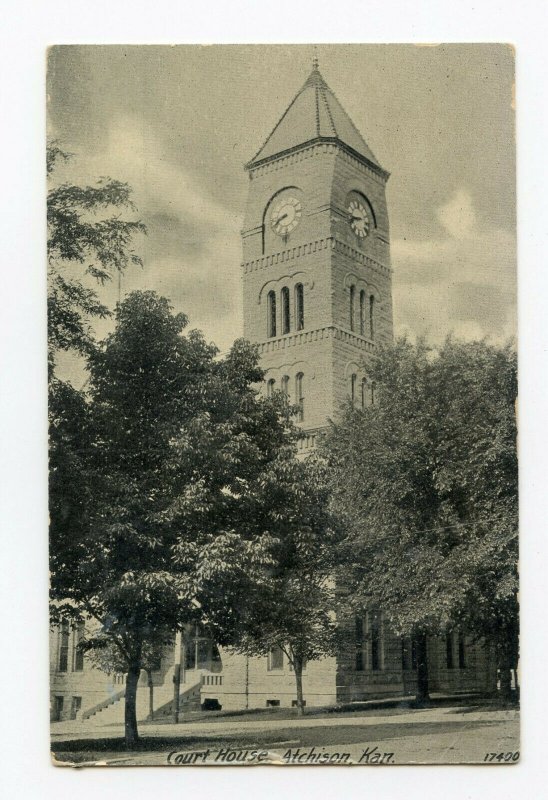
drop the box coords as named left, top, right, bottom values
left=50, top=62, right=496, bottom=722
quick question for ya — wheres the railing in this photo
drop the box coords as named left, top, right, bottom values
left=202, top=673, right=223, bottom=686
left=259, top=325, right=375, bottom=355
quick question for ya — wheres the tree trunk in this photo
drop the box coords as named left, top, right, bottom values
left=147, top=669, right=154, bottom=721
left=294, top=657, right=305, bottom=716
left=415, top=633, right=430, bottom=706
left=125, top=662, right=141, bottom=748
left=173, top=632, right=182, bottom=723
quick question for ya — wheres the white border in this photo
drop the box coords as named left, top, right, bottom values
left=1, top=1, right=546, bottom=797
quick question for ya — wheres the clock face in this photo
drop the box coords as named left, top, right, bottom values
left=271, top=196, right=302, bottom=236
left=348, top=199, right=370, bottom=238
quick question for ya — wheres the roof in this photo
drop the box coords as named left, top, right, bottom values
left=248, top=64, right=383, bottom=171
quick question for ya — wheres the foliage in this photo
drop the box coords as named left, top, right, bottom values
left=47, top=141, right=145, bottom=371
left=200, top=454, right=342, bottom=714
left=49, top=290, right=301, bottom=742
left=323, top=337, right=518, bottom=691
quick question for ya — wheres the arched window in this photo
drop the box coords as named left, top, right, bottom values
left=266, top=378, right=275, bottom=398
left=349, top=285, right=356, bottom=331
left=281, top=286, right=290, bottom=334
left=295, top=372, right=304, bottom=422
left=295, top=283, right=304, bottom=331
left=281, top=375, right=290, bottom=397
left=267, top=290, right=276, bottom=338
left=350, top=373, right=357, bottom=406
left=369, top=294, right=375, bottom=340
left=360, top=290, right=366, bottom=336
left=361, top=378, right=367, bottom=409
left=370, top=381, right=376, bottom=406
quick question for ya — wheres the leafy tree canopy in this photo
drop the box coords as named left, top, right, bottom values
left=197, top=453, right=342, bottom=714
left=323, top=337, right=518, bottom=666
left=47, top=141, right=145, bottom=371
left=49, top=290, right=301, bottom=742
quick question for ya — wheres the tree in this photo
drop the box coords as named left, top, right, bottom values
left=50, top=290, right=299, bottom=746
left=47, top=141, right=145, bottom=373
left=323, top=338, right=518, bottom=703
left=83, top=627, right=172, bottom=721
left=198, top=454, right=341, bottom=715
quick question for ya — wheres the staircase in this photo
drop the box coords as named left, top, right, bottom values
left=81, top=687, right=126, bottom=724
left=81, top=679, right=202, bottom=726
left=154, top=681, right=202, bottom=718
left=84, top=688, right=157, bottom=726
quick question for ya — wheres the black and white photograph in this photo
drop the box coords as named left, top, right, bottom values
left=46, top=43, right=518, bottom=767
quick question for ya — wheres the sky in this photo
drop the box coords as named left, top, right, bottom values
left=47, top=44, right=516, bottom=374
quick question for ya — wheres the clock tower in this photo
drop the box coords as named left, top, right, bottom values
left=241, top=60, right=394, bottom=448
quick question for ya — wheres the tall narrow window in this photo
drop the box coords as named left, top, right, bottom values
left=185, top=642, right=196, bottom=671
left=361, top=378, right=367, bottom=409
left=295, top=283, right=304, bottom=331
left=350, top=373, right=357, bottom=406
left=401, top=639, right=411, bottom=671
left=355, top=616, right=365, bottom=671
left=266, top=378, right=275, bottom=398
left=458, top=633, right=466, bottom=669
left=267, top=290, right=276, bottom=338
left=58, top=620, right=69, bottom=673
left=349, top=285, right=356, bottom=331
left=370, top=381, right=376, bottom=406
left=268, top=645, right=284, bottom=671
left=370, top=611, right=382, bottom=671
left=411, top=638, right=418, bottom=670
left=281, top=286, right=290, bottom=334
left=369, top=295, right=375, bottom=340
left=360, top=290, right=366, bottom=335
left=446, top=632, right=454, bottom=669
left=73, top=622, right=84, bottom=671
left=281, top=375, right=290, bottom=397
left=295, top=372, right=304, bottom=422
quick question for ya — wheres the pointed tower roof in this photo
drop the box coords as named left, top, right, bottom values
left=247, top=62, right=385, bottom=174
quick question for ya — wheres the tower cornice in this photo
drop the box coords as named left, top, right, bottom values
left=241, top=235, right=392, bottom=280
left=246, top=137, right=390, bottom=181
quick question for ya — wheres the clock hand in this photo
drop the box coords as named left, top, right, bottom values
left=275, top=213, right=288, bottom=225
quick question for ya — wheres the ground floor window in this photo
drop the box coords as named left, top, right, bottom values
left=53, top=696, right=63, bottom=722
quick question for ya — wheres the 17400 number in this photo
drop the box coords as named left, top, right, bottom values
left=484, top=752, right=519, bottom=763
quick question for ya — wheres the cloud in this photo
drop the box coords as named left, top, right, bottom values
left=436, top=188, right=476, bottom=239
left=392, top=189, right=516, bottom=343
left=51, top=114, right=244, bottom=357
